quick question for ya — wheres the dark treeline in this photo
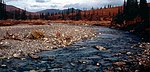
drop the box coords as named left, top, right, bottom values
left=0, top=0, right=28, bottom=20
left=114, top=0, right=149, bottom=25
left=37, top=6, right=115, bottom=21
left=0, top=0, right=7, bottom=20
left=113, top=0, right=150, bottom=42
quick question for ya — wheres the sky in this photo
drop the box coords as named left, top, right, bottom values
left=4, top=0, right=150, bottom=12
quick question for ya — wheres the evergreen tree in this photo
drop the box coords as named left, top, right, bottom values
left=21, top=10, right=27, bottom=20
left=125, top=0, right=138, bottom=20
left=91, top=7, right=94, bottom=10
left=61, top=12, right=64, bottom=20
left=28, top=13, right=32, bottom=20
left=71, top=8, right=74, bottom=20
left=0, top=0, right=7, bottom=20
left=45, top=12, right=50, bottom=20
left=113, top=8, right=124, bottom=24
left=139, top=0, right=149, bottom=20
left=83, top=11, right=86, bottom=19
left=40, top=13, right=44, bottom=19
left=75, top=10, right=81, bottom=20
left=66, top=8, right=70, bottom=15
left=139, top=0, right=149, bottom=31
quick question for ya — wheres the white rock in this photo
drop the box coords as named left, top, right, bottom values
left=95, top=45, right=107, bottom=51
left=13, top=53, right=21, bottom=58
left=1, top=64, right=7, bottom=67
left=21, top=58, right=26, bottom=60
left=29, top=70, right=37, bottom=72
left=82, top=61, right=86, bottom=64
left=0, top=42, right=3, bottom=45
left=127, top=52, right=132, bottom=55
left=84, top=35, right=88, bottom=38
left=96, top=63, right=100, bottom=66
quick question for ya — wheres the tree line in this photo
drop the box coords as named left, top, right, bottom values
left=113, top=0, right=150, bottom=42
left=0, top=0, right=114, bottom=21
left=0, top=0, right=28, bottom=20
left=113, top=0, right=149, bottom=25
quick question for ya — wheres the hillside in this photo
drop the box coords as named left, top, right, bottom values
left=38, top=8, right=80, bottom=14
left=38, top=9, right=61, bottom=14
left=5, top=5, right=38, bottom=16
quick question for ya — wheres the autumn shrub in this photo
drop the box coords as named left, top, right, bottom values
left=30, top=30, right=45, bottom=39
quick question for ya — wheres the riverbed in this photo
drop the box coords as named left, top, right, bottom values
left=0, top=24, right=149, bottom=72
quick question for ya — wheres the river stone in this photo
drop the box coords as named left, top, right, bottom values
left=94, top=45, right=107, bottom=51
left=0, top=64, right=7, bottom=68
left=13, top=53, right=21, bottom=58
left=96, top=63, right=100, bottom=66
left=29, top=70, right=37, bottom=72
left=29, top=54, right=40, bottom=59
left=126, top=52, right=132, bottom=55
left=113, top=62, right=126, bottom=66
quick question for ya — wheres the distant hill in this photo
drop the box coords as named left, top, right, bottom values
left=38, top=9, right=61, bottom=14
left=6, top=5, right=22, bottom=12
left=38, top=8, right=80, bottom=14
left=5, top=5, right=39, bottom=15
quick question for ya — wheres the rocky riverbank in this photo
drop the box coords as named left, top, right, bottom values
left=0, top=24, right=97, bottom=59
left=0, top=23, right=149, bottom=72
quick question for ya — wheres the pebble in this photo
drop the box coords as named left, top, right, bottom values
left=70, top=63, right=75, bottom=66
left=41, top=61, right=47, bottom=63
left=113, top=62, right=126, bottom=66
left=126, top=52, right=132, bottom=55
left=48, top=56, right=55, bottom=61
left=84, top=35, right=88, bottom=38
left=21, top=58, right=26, bottom=60
left=135, top=70, right=140, bottom=72
left=99, top=33, right=102, bottom=34
left=96, top=63, right=100, bottom=66
left=94, top=45, right=107, bottom=51
left=0, top=42, right=3, bottom=45
left=1, top=64, right=7, bottom=68
left=82, top=61, right=86, bottom=64
left=29, top=70, right=37, bottom=72
left=29, top=54, right=40, bottom=59
left=13, top=53, right=21, bottom=58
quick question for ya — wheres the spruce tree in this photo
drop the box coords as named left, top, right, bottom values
left=21, top=10, right=27, bottom=20
left=0, top=0, right=7, bottom=20
left=139, top=0, right=149, bottom=20
left=71, top=8, right=74, bottom=20
left=61, top=12, right=64, bottom=20
left=75, top=10, right=81, bottom=20
left=0, top=0, right=3, bottom=19
left=138, top=0, right=149, bottom=42
left=125, top=0, right=138, bottom=20
left=139, top=0, right=149, bottom=29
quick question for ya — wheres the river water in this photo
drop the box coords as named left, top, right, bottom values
left=0, top=26, right=143, bottom=72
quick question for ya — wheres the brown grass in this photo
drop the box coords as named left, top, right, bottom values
left=0, top=20, right=50, bottom=26
left=0, top=20, right=111, bottom=27
left=30, top=30, right=45, bottom=39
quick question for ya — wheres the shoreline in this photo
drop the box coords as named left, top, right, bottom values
left=0, top=20, right=111, bottom=26
left=0, top=24, right=98, bottom=59
left=0, top=22, right=149, bottom=71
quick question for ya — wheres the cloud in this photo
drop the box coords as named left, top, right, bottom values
left=64, top=0, right=123, bottom=9
left=50, top=5, right=57, bottom=8
left=5, top=0, right=24, bottom=2
left=35, top=0, right=50, bottom=3
left=5, top=0, right=150, bottom=12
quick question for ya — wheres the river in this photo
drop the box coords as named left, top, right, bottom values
left=1, top=26, right=146, bottom=72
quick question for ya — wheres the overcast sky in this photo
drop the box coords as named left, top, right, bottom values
left=5, top=0, right=150, bottom=12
